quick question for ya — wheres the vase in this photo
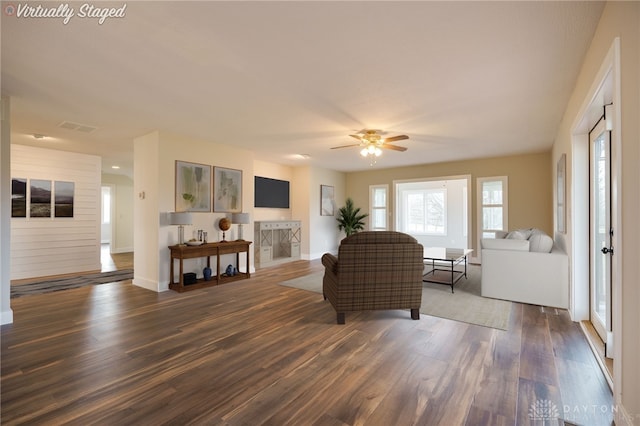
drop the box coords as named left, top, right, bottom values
left=203, top=267, right=212, bottom=281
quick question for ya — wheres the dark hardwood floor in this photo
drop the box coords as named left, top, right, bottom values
left=1, top=257, right=613, bottom=425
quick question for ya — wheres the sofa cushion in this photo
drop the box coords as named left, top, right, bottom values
left=529, top=229, right=554, bottom=253
left=481, top=238, right=530, bottom=251
left=506, top=230, right=527, bottom=240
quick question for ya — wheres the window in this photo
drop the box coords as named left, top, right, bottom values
left=477, top=177, right=508, bottom=239
left=369, top=185, right=388, bottom=231
left=395, top=177, right=469, bottom=248
left=399, top=187, right=447, bottom=235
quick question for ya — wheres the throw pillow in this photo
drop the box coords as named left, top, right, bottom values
left=515, top=228, right=534, bottom=239
left=506, top=230, right=527, bottom=240
left=529, top=230, right=554, bottom=253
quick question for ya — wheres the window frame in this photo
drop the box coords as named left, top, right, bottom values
left=369, top=184, right=389, bottom=231
left=477, top=176, right=508, bottom=261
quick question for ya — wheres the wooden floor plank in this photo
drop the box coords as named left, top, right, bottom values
left=468, top=303, right=523, bottom=424
left=2, top=256, right=614, bottom=425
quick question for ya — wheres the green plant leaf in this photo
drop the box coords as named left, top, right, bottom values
left=336, top=197, right=368, bottom=236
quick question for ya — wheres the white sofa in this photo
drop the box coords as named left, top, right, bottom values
left=480, top=228, right=569, bottom=308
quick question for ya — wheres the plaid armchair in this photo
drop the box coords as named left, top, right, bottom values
left=321, top=231, right=425, bottom=324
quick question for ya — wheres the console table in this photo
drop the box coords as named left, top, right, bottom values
left=169, top=241, right=251, bottom=292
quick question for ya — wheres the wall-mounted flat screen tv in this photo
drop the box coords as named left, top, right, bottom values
left=254, top=176, right=290, bottom=208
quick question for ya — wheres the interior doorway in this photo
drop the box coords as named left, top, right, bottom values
left=101, top=185, right=113, bottom=244
left=571, top=39, right=620, bottom=393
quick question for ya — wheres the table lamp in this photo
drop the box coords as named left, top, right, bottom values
left=232, top=212, right=250, bottom=241
left=169, top=212, right=192, bottom=245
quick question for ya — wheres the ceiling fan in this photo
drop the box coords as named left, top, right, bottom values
left=331, top=130, right=409, bottom=157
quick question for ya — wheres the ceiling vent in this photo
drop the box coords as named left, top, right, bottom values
left=58, top=121, right=97, bottom=133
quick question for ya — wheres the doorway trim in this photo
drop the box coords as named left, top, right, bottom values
left=570, top=37, right=621, bottom=402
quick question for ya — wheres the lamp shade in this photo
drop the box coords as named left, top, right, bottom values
left=169, top=212, right=192, bottom=226
left=232, top=212, right=250, bottom=224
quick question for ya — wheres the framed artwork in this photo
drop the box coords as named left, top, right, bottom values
left=11, top=178, right=27, bottom=218
left=556, top=154, right=566, bottom=233
left=214, top=166, right=242, bottom=213
left=54, top=181, right=75, bottom=218
left=30, top=179, right=52, bottom=217
left=175, top=161, right=211, bottom=212
left=320, top=185, right=335, bottom=216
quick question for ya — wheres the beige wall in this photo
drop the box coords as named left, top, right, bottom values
left=252, top=161, right=347, bottom=259
left=345, top=151, right=552, bottom=254
left=253, top=160, right=295, bottom=222
left=551, top=2, right=640, bottom=422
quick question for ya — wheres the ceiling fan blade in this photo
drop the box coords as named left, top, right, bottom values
left=381, top=144, right=408, bottom=152
left=384, top=135, right=409, bottom=143
left=330, top=143, right=361, bottom=149
left=349, top=134, right=363, bottom=141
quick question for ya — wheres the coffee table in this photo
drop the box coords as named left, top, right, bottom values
left=423, top=247, right=473, bottom=293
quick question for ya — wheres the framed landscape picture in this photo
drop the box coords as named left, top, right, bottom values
left=213, top=166, right=242, bottom=213
left=11, top=178, right=27, bottom=218
left=30, top=179, right=52, bottom=218
left=54, top=181, right=74, bottom=218
left=175, top=161, right=211, bottom=212
left=320, top=185, right=335, bottom=216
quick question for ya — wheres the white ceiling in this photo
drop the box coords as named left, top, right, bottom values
left=2, top=1, right=604, bottom=176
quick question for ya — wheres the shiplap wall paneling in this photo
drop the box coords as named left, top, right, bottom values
left=10, top=145, right=101, bottom=280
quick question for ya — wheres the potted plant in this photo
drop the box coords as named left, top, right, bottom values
left=336, top=198, right=368, bottom=237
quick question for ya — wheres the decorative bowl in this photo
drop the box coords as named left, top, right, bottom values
left=185, top=240, right=204, bottom=246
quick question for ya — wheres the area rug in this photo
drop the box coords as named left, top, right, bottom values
left=278, top=265, right=511, bottom=330
left=11, top=269, right=134, bottom=298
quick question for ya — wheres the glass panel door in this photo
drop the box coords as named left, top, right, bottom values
left=590, top=119, right=612, bottom=342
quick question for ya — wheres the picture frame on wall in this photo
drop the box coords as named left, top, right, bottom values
left=556, top=154, right=566, bottom=233
left=54, top=181, right=75, bottom=218
left=320, top=184, right=335, bottom=216
left=175, top=161, right=212, bottom=212
left=30, top=179, right=52, bottom=218
left=213, top=166, right=242, bottom=213
left=11, top=178, right=27, bottom=218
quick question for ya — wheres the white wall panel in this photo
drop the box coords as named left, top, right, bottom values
left=10, top=145, right=101, bottom=279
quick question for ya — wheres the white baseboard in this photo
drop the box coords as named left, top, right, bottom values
left=304, top=251, right=333, bottom=261
left=132, top=276, right=161, bottom=292
left=111, top=246, right=133, bottom=254
left=615, top=405, right=636, bottom=426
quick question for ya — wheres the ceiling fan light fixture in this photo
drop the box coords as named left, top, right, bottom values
left=332, top=129, right=408, bottom=162
left=360, top=145, right=382, bottom=158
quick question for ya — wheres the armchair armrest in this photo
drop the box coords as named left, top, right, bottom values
left=321, top=253, right=338, bottom=275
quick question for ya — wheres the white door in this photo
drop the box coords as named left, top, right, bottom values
left=589, top=118, right=612, bottom=343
